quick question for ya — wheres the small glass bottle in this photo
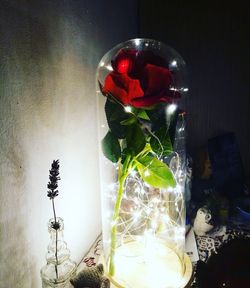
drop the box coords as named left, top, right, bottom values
left=40, top=218, right=77, bottom=288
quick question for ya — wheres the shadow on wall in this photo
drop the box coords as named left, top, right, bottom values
left=0, top=132, right=37, bottom=286
left=0, top=1, right=98, bottom=286
left=0, top=3, right=51, bottom=287
left=0, top=219, right=36, bottom=287
left=0, top=0, right=138, bottom=287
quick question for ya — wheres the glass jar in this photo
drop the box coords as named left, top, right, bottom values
left=96, top=39, right=192, bottom=288
left=40, top=217, right=77, bottom=288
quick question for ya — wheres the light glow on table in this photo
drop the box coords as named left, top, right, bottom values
left=111, top=240, right=185, bottom=288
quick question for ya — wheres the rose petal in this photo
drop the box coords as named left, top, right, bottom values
left=102, top=72, right=144, bottom=105
left=131, top=90, right=181, bottom=107
left=102, top=73, right=127, bottom=103
left=112, top=49, right=137, bottom=74
left=130, top=50, right=168, bottom=79
left=131, top=95, right=163, bottom=107
left=103, top=51, right=181, bottom=108
left=117, top=59, right=132, bottom=74
left=143, top=64, right=172, bottom=95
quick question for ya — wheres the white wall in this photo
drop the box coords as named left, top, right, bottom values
left=0, top=1, right=138, bottom=287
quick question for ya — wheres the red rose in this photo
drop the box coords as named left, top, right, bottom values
left=102, top=73, right=143, bottom=105
left=111, top=49, right=136, bottom=74
left=102, top=49, right=180, bottom=108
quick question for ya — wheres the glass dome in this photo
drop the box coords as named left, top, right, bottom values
left=96, top=38, right=191, bottom=288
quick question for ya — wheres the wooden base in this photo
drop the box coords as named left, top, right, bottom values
left=181, top=253, right=193, bottom=288
left=107, top=252, right=193, bottom=288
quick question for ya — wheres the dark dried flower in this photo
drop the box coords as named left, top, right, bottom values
left=47, top=160, right=60, bottom=200
left=46, top=159, right=61, bottom=279
left=47, top=190, right=59, bottom=199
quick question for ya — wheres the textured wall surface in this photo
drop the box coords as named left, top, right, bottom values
left=0, top=1, right=138, bottom=287
left=139, top=0, right=250, bottom=175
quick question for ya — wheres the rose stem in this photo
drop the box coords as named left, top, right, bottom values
left=109, top=155, right=131, bottom=276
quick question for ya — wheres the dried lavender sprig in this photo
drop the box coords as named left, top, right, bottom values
left=47, top=160, right=60, bottom=280
left=47, top=159, right=60, bottom=200
left=47, top=160, right=60, bottom=229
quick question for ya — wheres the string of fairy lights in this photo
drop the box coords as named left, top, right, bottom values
left=102, top=105, right=187, bottom=257
left=105, top=166, right=185, bottom=249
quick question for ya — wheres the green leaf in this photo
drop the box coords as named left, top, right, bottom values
left=135, top=155, right=176, bottom=188
left=126, top=123, right=146, bottom=156
left=150, top=128, right=173, bottom=157
left=105, top=99, right=128, bottom=138
left=120, top=116, right=137, bottom=125
left=102, top=131, right=121, bottom=163
left=146, top=105, right=167, bottom=131
left=137, top=110, right=150, bottom=120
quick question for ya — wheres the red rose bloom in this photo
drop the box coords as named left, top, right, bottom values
left=103, top=73, right=144, bottom=105
left=102, top=49, right=180, bottom=108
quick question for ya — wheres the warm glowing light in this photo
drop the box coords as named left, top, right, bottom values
left=113, top=240, right=185, bottom=288
left=162, top=214, right=170, bottom=223
left=171, top=60, right=177, bottom=67
left=152, top=197, right=160, bottom=204
left=135, top=187, right=140, bottom=194
left=134, top=198, right=139, bottom=204
left=133, top=211, right=141, bottom=222
left=151, top=220, right=158, bottom=229
left=175, top=184, right=182, bottom=193
left=174, top=227, right=185, bottom=241
left=106, top=64, right=113, bottom=71
left=167, top=104, right=177, bottom=114
left=104, top=166, right=187, bottom=287
left=167, top=186, right=174, bottom=193
left=124, top=106, right=132, bottom=113
left=170, top=87, right=178, bottom=91
left=129, top=169, right=137, bottom=177
left=134, top=39, right=140, bottom=46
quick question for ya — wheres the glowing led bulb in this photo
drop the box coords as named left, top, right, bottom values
left=134, top=39, right=140, bottom=46
left=133, top=211, right=141, bottom=222
left=167, top=186, right=174, bottom=193
left=124, top=106, right=132, bottom=113
left=134, top=198, right=139, bottom=204
left=171, top=60, right=177, bottom=67
left=167, top=104, right=177, bottom=114
left=130, top=169, right=137, bottom=177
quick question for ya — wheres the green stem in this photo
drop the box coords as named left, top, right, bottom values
left=108, top=145, right=152, bottom=276
left=109, top=155, right=131, bottom=276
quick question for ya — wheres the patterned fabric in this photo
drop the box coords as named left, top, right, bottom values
left=191, top=217, right=250, bottom=287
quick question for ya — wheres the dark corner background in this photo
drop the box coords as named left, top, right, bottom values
left=138, top=0, right=250, bottom=176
